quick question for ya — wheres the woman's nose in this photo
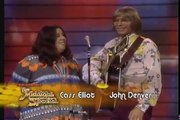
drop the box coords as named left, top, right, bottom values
left=59, top=35, right=66, bottom=40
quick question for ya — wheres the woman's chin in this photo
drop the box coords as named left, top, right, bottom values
left=58, top=48, right=65, bottom=54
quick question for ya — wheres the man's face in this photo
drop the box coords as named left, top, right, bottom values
left=113, top=16, right=132, bottom=37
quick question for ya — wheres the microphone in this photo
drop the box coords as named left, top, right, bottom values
left=85, top=35, right=92, bottom=120
left=85, top=35, right=91, bottom=48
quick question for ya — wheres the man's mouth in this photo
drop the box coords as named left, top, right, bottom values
left=116, top=27, right=126, bottom=30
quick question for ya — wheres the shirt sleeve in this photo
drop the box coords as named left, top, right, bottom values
left=82, top=40, right=116, bottom=85
left=82, top=48, right=107, bottom=85
left=136, top=39, right=162, bottom=111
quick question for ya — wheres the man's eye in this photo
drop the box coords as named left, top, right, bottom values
left=122, top=18, right=129, bottom=21
left=115, top=19, right=119, bottom=22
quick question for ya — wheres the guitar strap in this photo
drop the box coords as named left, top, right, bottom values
left=111, top=36, right=144, bottom=69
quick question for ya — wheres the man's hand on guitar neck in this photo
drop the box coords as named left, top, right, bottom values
left=128, top=107, right=144, bottom=120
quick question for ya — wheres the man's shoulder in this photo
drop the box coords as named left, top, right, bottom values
left=140, top=36, right=158, bottom=48
left=104, top=37, right=119, bottom=48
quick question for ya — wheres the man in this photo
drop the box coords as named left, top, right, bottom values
left=82, top=6, right=162, bottom=120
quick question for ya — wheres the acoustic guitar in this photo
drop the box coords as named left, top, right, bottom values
left=95, top=36, right=129, bottom=112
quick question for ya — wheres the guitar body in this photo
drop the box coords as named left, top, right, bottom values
left=96, top=56, right=122, bottom=112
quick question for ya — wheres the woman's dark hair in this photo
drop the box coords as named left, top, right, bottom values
left=32, top=25, right=73, bottom=66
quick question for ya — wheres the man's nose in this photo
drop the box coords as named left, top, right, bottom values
left=117, top=20, right=122, bottom=26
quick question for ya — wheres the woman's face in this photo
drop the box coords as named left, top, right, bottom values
left=113, top=16, right=132, bottom=37
left=55, top=28, right=66, bottom=53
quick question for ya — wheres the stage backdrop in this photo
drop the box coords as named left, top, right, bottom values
left=4, top=0, right=178, bottom=120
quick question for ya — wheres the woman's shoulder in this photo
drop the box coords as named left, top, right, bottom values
left=20, top=55, right=39, bottom=63
left=18, top=54, right=39, bottom=65
left=12, top=55, right=40, bottom=83
left=18, top=54, right=47, bottom=72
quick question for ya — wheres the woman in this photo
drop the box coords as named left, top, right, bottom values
left=13, top=25, right=81, bottom=84
left=12, top=26, right=82, bottom=120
